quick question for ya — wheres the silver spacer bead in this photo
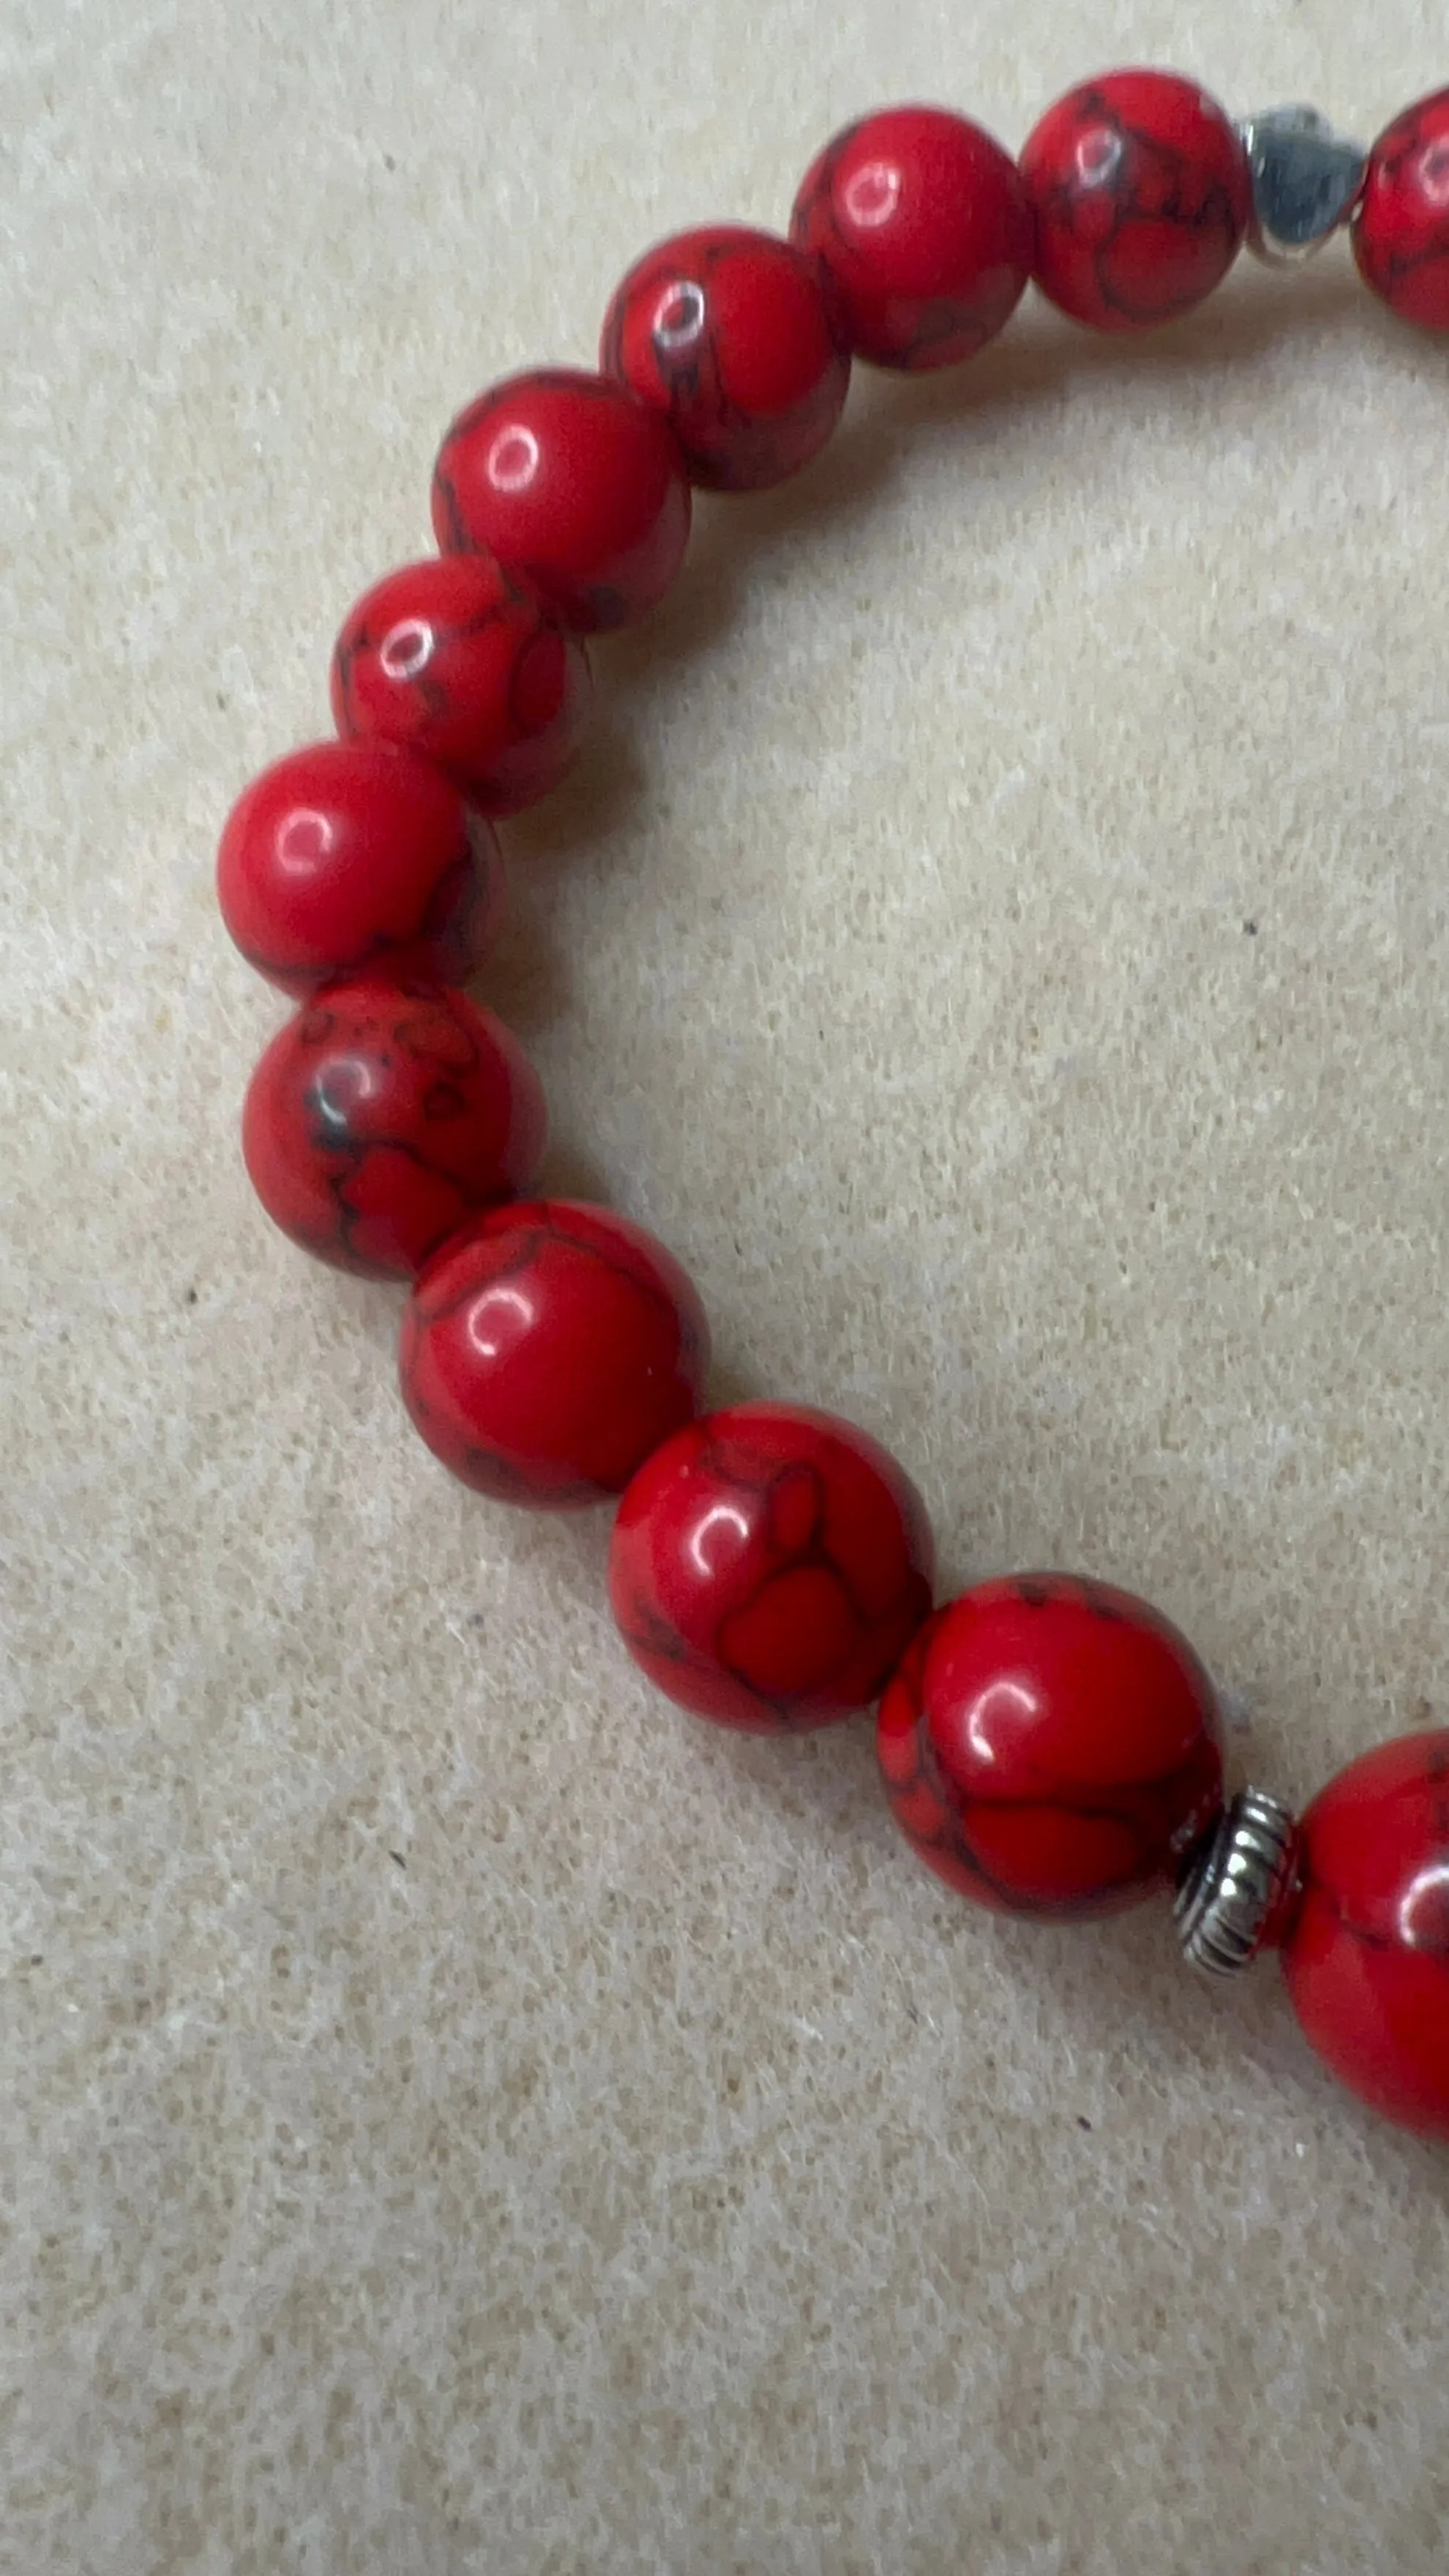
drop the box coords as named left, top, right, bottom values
left=1238, top=105, right=1368, bottom=266
left=1175, top=1786, right=1299, bottom=1977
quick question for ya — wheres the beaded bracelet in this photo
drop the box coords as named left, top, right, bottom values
left=217, top=70, right=1449, bottom=2142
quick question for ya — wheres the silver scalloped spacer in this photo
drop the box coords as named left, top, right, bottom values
left=1174, top=1786, right=1300, bottom=1977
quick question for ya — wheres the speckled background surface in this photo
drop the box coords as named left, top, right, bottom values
left=4, top=3, right=1449, bottom=2569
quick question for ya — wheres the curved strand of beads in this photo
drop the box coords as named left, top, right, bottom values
left=217, top=69, right=1449, bottom=2141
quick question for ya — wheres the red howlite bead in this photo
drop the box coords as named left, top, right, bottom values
left=607, top=1401, right=935, bottom=1732
left=330, top=553, right=591, bottom=815
left=432, top=368, right=692, bottom=632
left=1281, top=1730, right=1449, bottom=2137
left=217, top=740, right=503, bottom=997
left=600, top=225, right=850, bottom=491
left=1019, top=70, right=1250, bottom=334
left=399, top=1200, right=709, bottom=1508
left=877, top=1573, right=1225, bottom=1918
left=790, top=105, right=1034, bottom=370
left=242, top=980, right=547, bottom=1281
left=1354, top=89, right=1449, bottom=333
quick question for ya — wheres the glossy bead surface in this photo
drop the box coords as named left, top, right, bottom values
left=790, top=105, right=1034, bottom=370
left=1281, top=1730, right=1449, bottom=2136
left=330, top=553, right=591, bottom=815
left=877, top=1573, right=1225, bottom=1918
left=432, top=368, right=692, bottom=632
left=242, top=979, right=547, bottom=1281
left=1354, top=88, right=1449, bottom=332
left=217, top=740, right=503, bottom=997
left=400, top=1201, right=709, bottom=1508
left=608, top=1401, right=935, bottom=1732
left=600, top=225, right=850, bottom=491
left=1019, top=69, right=1251, bottom=333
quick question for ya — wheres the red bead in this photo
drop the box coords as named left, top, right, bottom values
left=607, top=1400, right=935, bottom=1732
left=330, top=553, right=591, bottom=815
left=1354, top=89, right=1449, bottom=332
left=1280, top=1730, right=1449, bottom=2137
left=242, top=979, right=547, bottom=1281
left=432, top=367, right=692, bottom=632
left=600, top=225, right=850, bottom=491
left=790, top=105, right=1034, bottom=370
left=877, top=1572, right=1225, bottom=1918
left=217, top=740, right=503, bottom=997
left=399, top=1200, right=709, bottom=1508
left=1019, top=70, right=1250, bottom=334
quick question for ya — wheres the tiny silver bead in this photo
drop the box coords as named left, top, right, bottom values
left=1175, top=1786, right=1299, bottom=1977
left=1238, top=105, right=1368, bottom=267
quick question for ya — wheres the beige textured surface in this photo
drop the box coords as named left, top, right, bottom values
left=5, top=2, right=1449, bottom=2569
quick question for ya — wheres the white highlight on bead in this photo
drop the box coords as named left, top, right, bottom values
left=651, top=281, right=707, bottom=352
left=842, top=161, right=901, bottom=229
left=379, top=618, right=435, bottom=682
left=486, top=425, right=542, bottom=493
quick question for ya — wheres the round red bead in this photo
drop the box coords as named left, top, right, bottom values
left=1019, top=69, right=1250, bottom=334
left=399, top=1199, right=709, bottom=1508
left=1354, top=89, right=1449, bottom=332
left=607, top=1400, right=935, bottom=1732
left=1280, top=1729, right=1449, bottom=2137
left=432, top=367, right=692, bottom=633
left=217, top=739, right=503, bottom=997
left=242, top=979, right=547, bottom=1281
left=790, top=105, right=1034, bottom=370
left=600, top=225, right=850, bottom=491
left=330, top=552, right=591, bottom=815
left=877, top=1573, right=1225, bottom=1918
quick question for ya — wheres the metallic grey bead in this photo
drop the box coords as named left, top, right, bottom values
left=1175, top=1786, right=1299, bottom=1977
left=1238, top=105, right=1368, bottom=266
